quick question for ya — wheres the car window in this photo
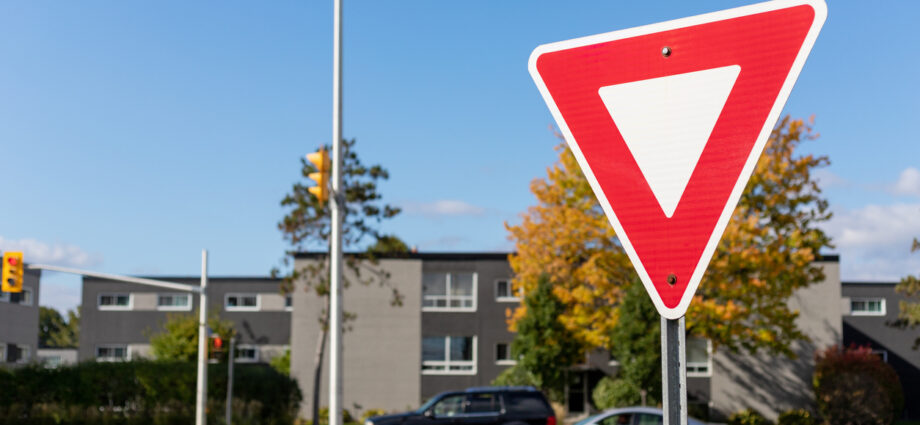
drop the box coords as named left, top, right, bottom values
left=466, top=393, right=501, bottom=414
left=635, top=413, right=662, bottom=425
left=600, top=414, right=632, bottom=425
left=432, top=395, right=465, bottom=417
left=503, top=392, right=550, bottom=415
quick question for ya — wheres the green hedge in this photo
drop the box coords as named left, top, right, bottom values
left=0, top=360, right=301, bottom=425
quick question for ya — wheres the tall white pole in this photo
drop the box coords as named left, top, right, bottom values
left=196, top=249, right=209, bottom=425
left=329, top=0, right=344, bottom=424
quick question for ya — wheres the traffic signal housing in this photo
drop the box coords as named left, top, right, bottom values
left=306, top=148, right=330, bottom=203
left=2, top=251, right=24, bottom=293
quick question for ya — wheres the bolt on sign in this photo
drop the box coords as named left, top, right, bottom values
left=528, top=0, right=826, bottom=319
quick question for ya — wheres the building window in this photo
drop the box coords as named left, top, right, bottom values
left=285, top=294, right=293, bottom=311
left=225, top=294, right=259, bottom=311
left=0, top=292, right=7, bottom=302
left=96, top=345, right=129, bottom=362
left=686, top=338, right=711, bottom=377
left=98, top=293, right=132, bottom=310
left=495, top=343, right=516, bottom=365
left=42, top=355, right=63, bottom=369
left=9, top=288, right=33, bottom=305
left=850, top=298, right=886, bottom=316
left=157, top=293, right=192, bottom=311
left=495, top=279, right=522, bottom=302
left=422, top=336, right=476, bottom=374
left=235, top=345, right=260, bottom=363
left=422, top=272, right=476, bottom=312
left=4, top=344, right=29, bottom=364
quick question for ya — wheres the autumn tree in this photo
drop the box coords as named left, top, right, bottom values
left=895, top=237, right=920, bottom=348
left=506, top=116, right=832, bottom=356
left=276, top=138, right=404, bottom=424
left=147, top=312, right=235, bottom=362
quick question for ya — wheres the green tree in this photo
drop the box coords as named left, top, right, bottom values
left=895, top=237, right=920, bottom=348
left=270, top=348, right=291, bottom=376
left=39, top=307, right=79, bottom=348
left=147, top=312, right=235, bottom=362
left=495, top=274, right=582, bottom=403
left=593, top=280, right=661, bottom=408
left=507, top=116, right=832, bottom=356
left=276, top=138, right=405, bottom=425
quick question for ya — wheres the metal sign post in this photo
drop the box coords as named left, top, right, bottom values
left=661, top=317, right=687, bottom=425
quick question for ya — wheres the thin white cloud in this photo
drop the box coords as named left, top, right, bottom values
left=402, top=200, right=486, bottom=217
left=813, top=169, right=849, bottom=190
left=823, top=203, right=920, bottom=281
left=0, top=236, right=103, bottom=268
left=892, top=167, right=920, bottom=197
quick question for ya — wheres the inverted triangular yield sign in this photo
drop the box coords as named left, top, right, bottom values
left=528, top=0, right=826, bottom=319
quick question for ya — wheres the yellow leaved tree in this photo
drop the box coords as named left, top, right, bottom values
left=506, top=116, right=832, bottom=356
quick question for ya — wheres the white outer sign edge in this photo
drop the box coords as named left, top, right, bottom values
left=527, top=0, right=827, bottom=320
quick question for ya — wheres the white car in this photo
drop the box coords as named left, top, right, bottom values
left=573, top=407, right=707, bottom=425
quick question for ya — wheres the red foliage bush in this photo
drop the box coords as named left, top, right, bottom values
left=813, top=345, right=903, bottom=425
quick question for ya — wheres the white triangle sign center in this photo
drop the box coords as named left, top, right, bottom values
left=598, top=65, right=741, bottom=217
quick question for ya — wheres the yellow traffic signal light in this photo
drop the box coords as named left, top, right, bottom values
left=2, top=251, right=24, bottom=293
left=307, top=148, right=330, bottom=203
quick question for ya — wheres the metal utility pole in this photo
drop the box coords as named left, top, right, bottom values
left=329, top=1, right=345, bottom=425
left=661, top=316, right=687, bottom=425
left=195, top=250, right=209, bottom=425
left=226, top=336, right=236, bottom=425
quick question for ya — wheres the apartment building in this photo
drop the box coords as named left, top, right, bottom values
left=290, top=253, right=842, bottom=421
left=0, top=266, right=41, bottom=366
left=842, top=281, right=920, bottom=419
left=78, top=276, right=290, bottom=363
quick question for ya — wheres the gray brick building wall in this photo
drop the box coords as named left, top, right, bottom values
left=0, top=266, right=41, bottom=365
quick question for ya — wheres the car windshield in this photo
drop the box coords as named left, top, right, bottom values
left=416, top=395, right=442, bottom=414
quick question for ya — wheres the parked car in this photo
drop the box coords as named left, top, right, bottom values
left=365, top=386, right=555, bottom=425
left=573, top=407, right=706, bottom=425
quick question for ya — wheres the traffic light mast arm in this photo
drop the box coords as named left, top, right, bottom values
left=26, top=263, right=203, bottom=293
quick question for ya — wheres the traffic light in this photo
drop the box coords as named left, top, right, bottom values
left=306, top=148, right=330, bottom=203
left=2, top=251, right=24, bottom=293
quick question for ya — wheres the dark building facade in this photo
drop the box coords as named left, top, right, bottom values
left=842, top=281, right=920, bottom=420
left=290, top=253, right=839, bottom=421
left=79, top=276, right=290, bottom=363
left=0, top=266, right=41, bottom=366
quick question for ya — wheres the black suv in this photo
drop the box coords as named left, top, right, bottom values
left=365, top=386, right=555, bottom=425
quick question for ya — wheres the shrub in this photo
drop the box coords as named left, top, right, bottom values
left=0, top=360, right=301, bottom=424
left=777, top=409, right=816, bottom=425
left=362, top=409, right=388, bottom=422
left=728, top=409, right=773, bottom=425
left=813, top=345, right=903, bottom=425
left=592, top=376, right=640, bottom=409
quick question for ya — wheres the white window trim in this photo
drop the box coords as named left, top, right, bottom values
left=0, top=343, right=5, bottom=362
left=422, top=272, right=477, bottom=313
left=98, top=293, right=133, bottom=311
left=17, top=345, right=30, bottom=364
left=234, top=344, right=260, bottom=363
left=284, top=294, right=293, bottom=312
left=495, top=279, right=521, bottom=303
left=21, top=287, right=33, bottom=306
left=96, top=345, right=130, bottom=362
left=850, top=297, right=886, bottom=316
left=686, top=339, right=712, bottom=377
left=422, top=336, right=477, bottom=375
left=495, top=343, right=516, bottom=365
left=225, top=293, right=261, bottom=312
left=156, top=293, right=193, bottom=311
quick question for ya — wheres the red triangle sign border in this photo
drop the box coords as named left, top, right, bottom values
left=528, top=0, right=827, bottom=319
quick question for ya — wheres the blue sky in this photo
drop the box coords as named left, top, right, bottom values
left=0, top=1, right=917, bottom=314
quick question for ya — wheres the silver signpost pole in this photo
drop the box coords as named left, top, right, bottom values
left=661, top=316, right=687, bottom=425
left=329, top=1, right=344, bottom=425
